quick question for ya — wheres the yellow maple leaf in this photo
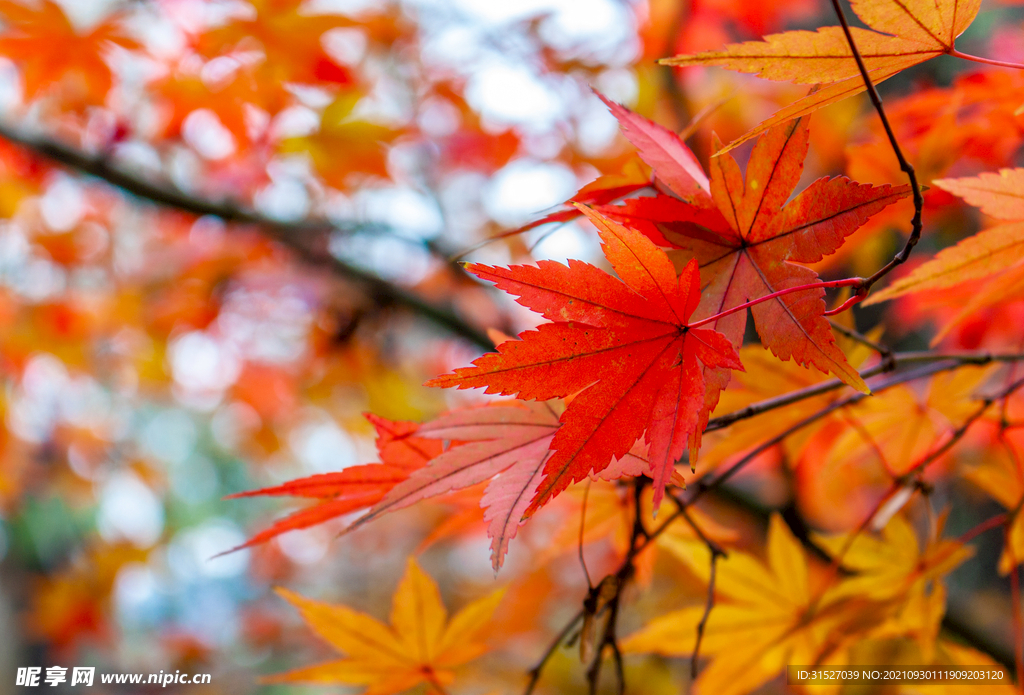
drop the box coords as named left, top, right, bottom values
left=623, top=514, right=971, bottom=695
left=815, top=513, right=972, bottom=660
left=622, top=515, right=876, bottom=695
left=269, top=557, right=504, bottom=695
left=962, top=431, right=1024, bottom=575
left=807, top=365, right=995, bottom=477
left=280, top=91, right=398, bottom=189
left=662, top=0, right=982, bottom=149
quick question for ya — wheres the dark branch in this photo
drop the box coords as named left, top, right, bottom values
left=523, top=608, right=585, bottom=695
left=668, top=495, right=726, bottom=682
left=706, top=350, right=1024, bottom=434
left=692, top=549, right=720, bottom=681
left=829, top=0, right=924, bottom=291
left=0, top=122, right=493, bottom=350
left=828, top=319, right=894, bottom=367
left=697, top=360, right=972, bottom=504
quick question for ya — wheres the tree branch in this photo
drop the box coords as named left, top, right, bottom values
left=0, top=122, right=494, bottom=350
left=828, top=320, right=894, bottom=365
left=829, top=0, right=924, bottom=291
left=706, top=350, right=1024, bottom=433
left=669, top=497, right=726, bottom=681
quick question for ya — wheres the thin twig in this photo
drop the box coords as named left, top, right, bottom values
left=523, top=609, right=586, bottom=695
left=579, top=481, right=594, bottom=589
left=959, top=513, right=1009, bottom=545
left=692, top=549, right=720, bottom=681
left=828, top=320, right=894, bottom=365
left=829, top=0, right=923, bottom=291
left=525, top=479, right=649, bottom=695
left=698, top=361, right=970, bottom=504
left=668, top=494, right=725, bottom=681
left=895, top=374, right=1024, bottom=484
left=0, top=122, right=494, bottom=349
left=706, top=350, right=1024, bottom=433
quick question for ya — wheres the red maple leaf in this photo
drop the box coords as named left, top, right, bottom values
left=344, top=401, right=657, bottom=570
left=223, top=414, right=440, bottom=552
left=595, top=99, right=912, bottom=437
left=427, top=206, right=743, bottom=512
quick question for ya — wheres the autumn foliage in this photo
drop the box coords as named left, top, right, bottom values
left=4, top=0, right=1024, bottom=694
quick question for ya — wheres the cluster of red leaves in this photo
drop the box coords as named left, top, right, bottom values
left=238, top=96, right=912, bottom=567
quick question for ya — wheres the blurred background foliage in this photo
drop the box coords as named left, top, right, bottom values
left=0, top=0, right=1023, bottom=693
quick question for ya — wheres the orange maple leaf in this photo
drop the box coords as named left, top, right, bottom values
left=427, top=206, right=744, bottom=512
left=662, top=0, right=985, bottom=148
left=0, top=0, right=138, bottom=108
left=864, top=168, right=1024, bottom=335
left=197, top=0, right=354, bottom=89
left=280, top=91, right=398, bottom=188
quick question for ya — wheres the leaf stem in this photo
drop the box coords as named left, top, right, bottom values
left=579, top=481, right=594, bottom=589
left=958, top=513, right=1009, bottom=545
left=949, top=49, right=1024, bottom=71
left=688, top=277, right=864, bottom=329
left=830, top=0, right=923, bottom=291
left=822, top=290, right=866, bottom=317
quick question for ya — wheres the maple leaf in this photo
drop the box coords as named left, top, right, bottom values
left=427, top=206, right=743, bottom=512
left=0, top=0, right=138, bottom=108
left=197, top=0, right=353, bottom=89
left=223, top=414, right=441, bottom=551
left=814, top=512, right=972, bottom=660
left=150, top=69, right=259, bottom=144
left=962, top=427, right=1024, bottom=575
left=815, top=512, right=972, bottom=600
left=622, top=515, right=870, bottom=695
left=347, top=401, right=654, bottom=571
left=596, top=108, right=909, bottom=428
left=270, top=557, right=503, bottom=695
left=807, top=366, right=995, bottom=477
left=660, top=0, right=982, bottom=148
left=281, top=91, right=398, bottom=188
left=864, top=169, right=1024, bottom=330
left=595, top=93, right=710, bottom=203
left=623, top=514, right=971, bottom=695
